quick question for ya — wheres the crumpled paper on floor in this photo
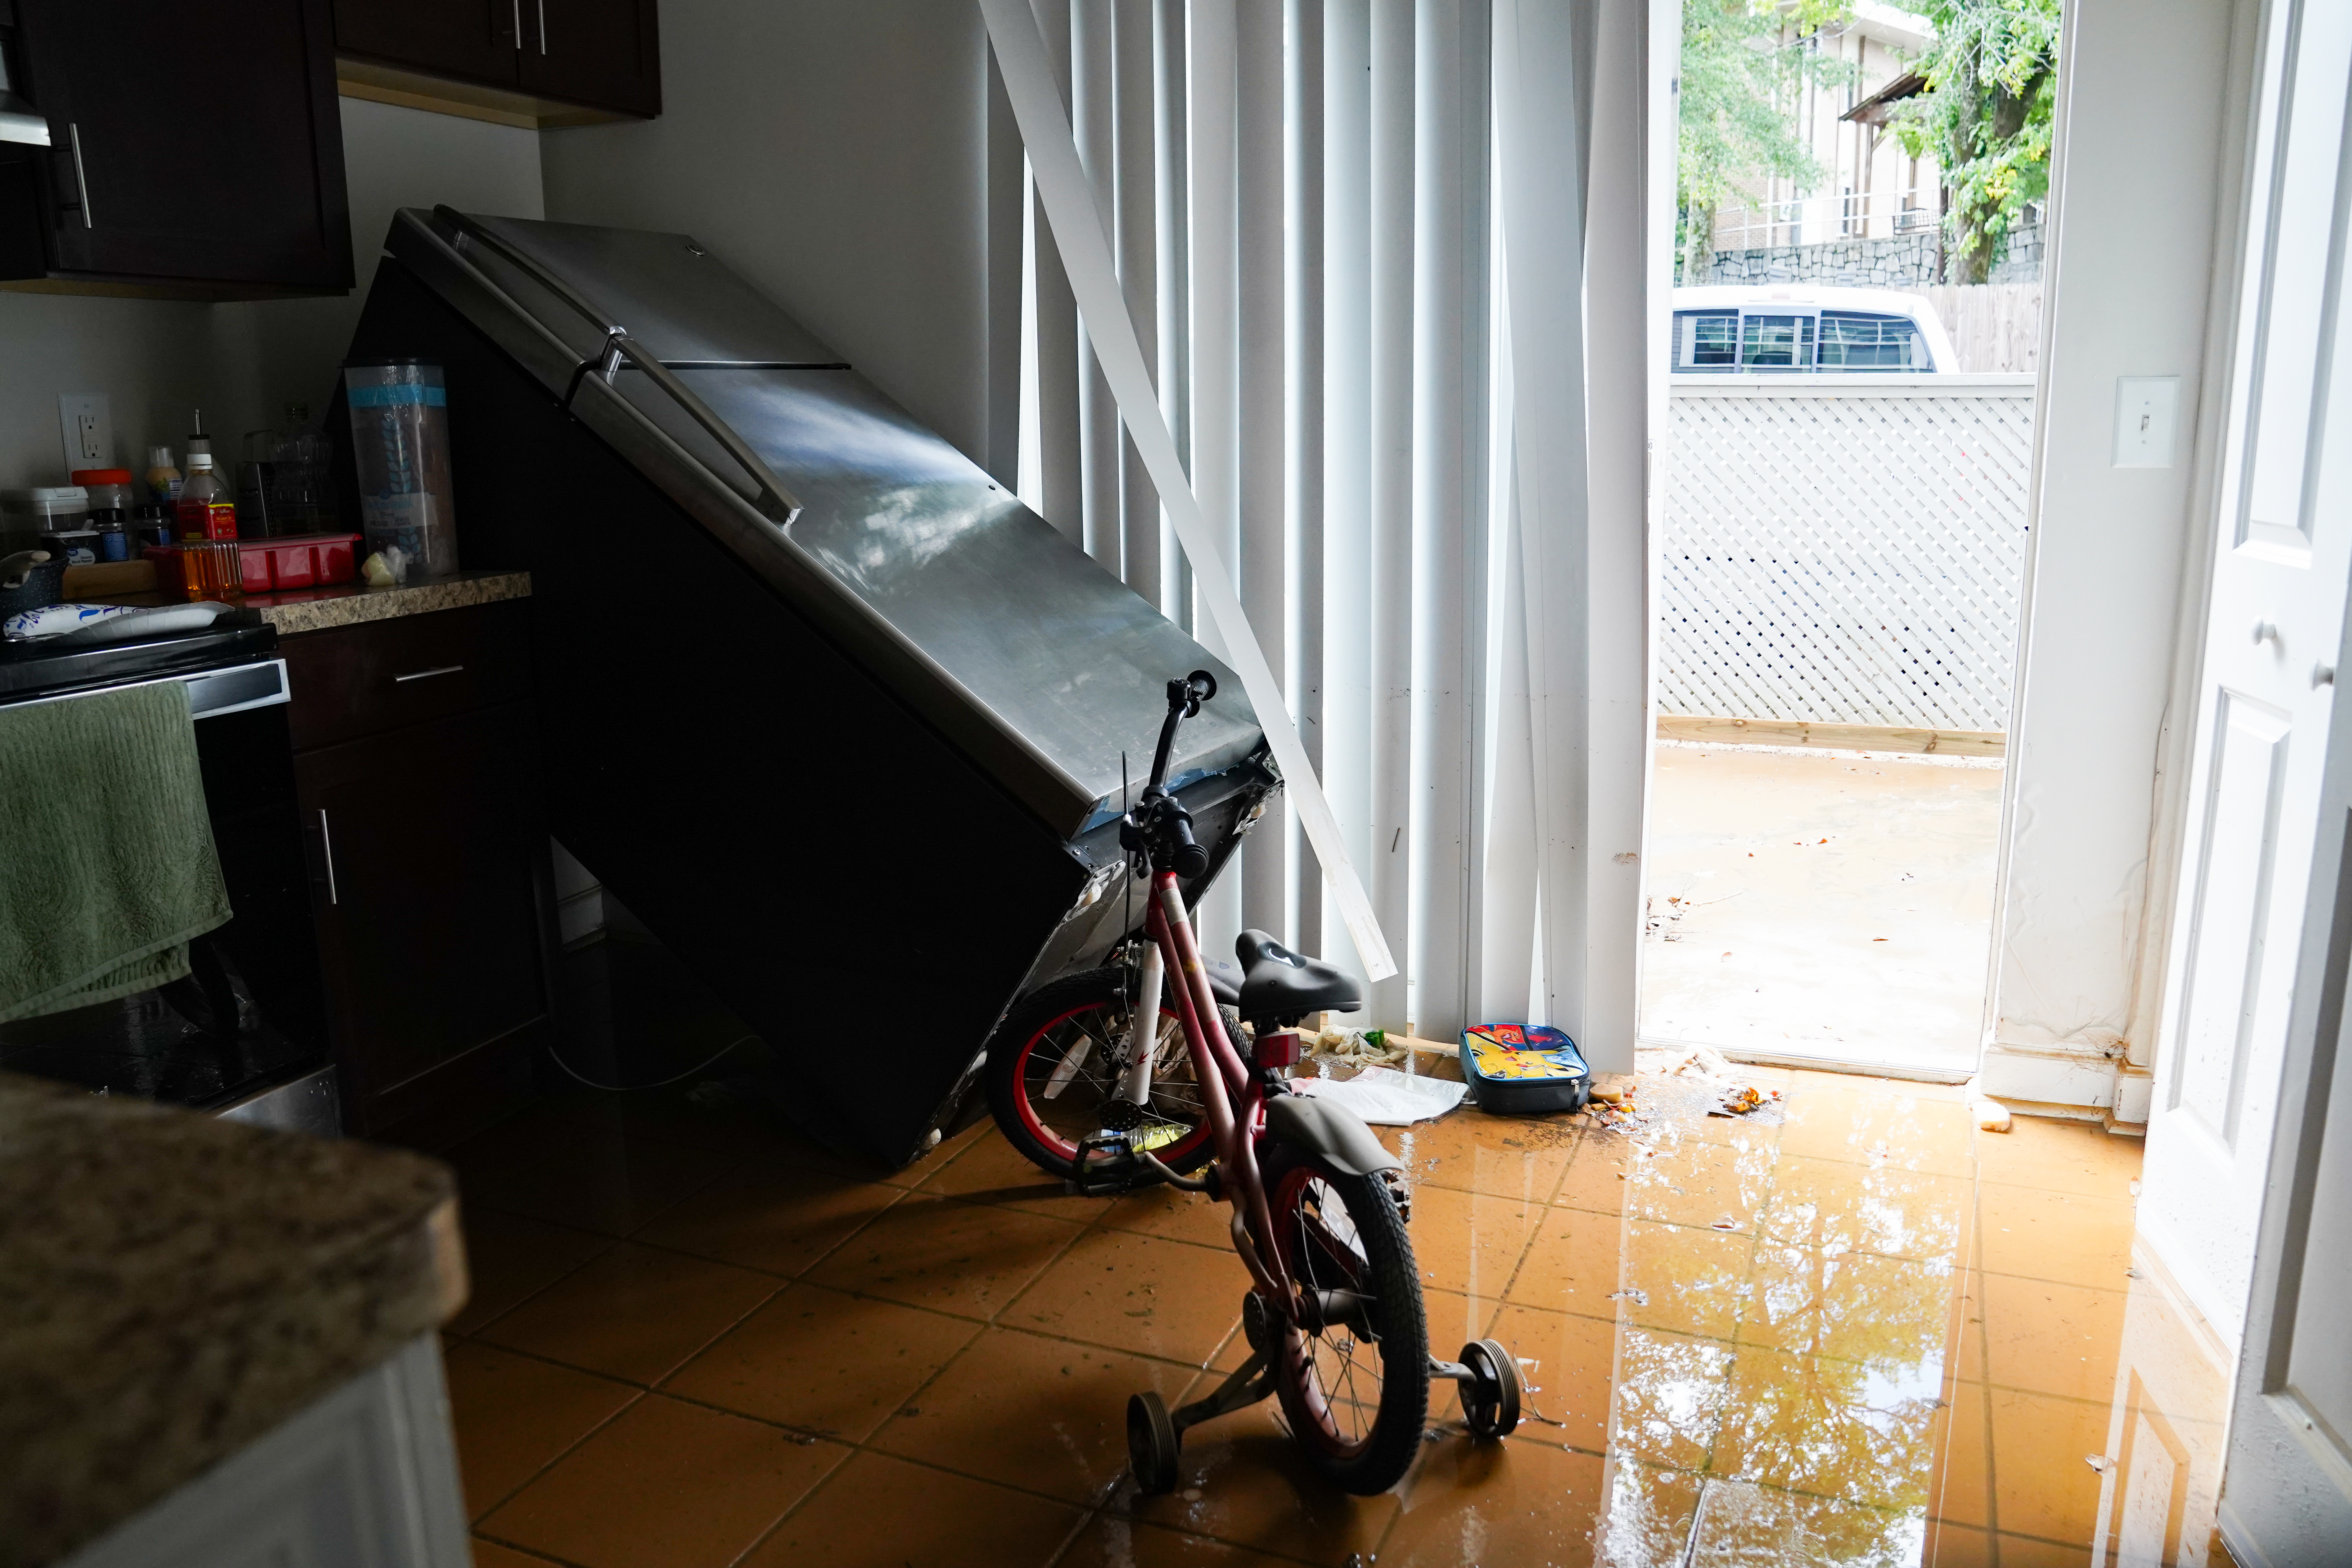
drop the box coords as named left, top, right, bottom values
left=1290, top=1065, right=1468, bottom=1125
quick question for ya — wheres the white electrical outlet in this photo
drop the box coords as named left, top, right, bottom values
left=58, top=393, right=115, bottom=471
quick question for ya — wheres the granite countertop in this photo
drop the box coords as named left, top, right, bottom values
left=0, top=1074, right=465, bottom=1567
left=247, top=567, right=531, bottom=636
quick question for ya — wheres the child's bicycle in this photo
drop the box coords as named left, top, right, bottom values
left=982, top=671, right=1520, bottom=1496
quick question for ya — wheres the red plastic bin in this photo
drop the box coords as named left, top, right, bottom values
left=144, top=532, right=361, bottom=597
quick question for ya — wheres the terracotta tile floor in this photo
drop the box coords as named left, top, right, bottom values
left=436, top=1062, right=2230, bottom=1567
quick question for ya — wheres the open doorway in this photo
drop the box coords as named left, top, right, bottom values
left=1640, top=0, right=2048, bottom=1077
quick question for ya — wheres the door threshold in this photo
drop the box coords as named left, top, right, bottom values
left=1637, top=1033, right=1974, bottom=1085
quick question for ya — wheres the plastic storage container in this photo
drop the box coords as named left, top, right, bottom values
left=2, top=486, right=90, bottom=553
left=143, top=531, right=361, bottom=598
left=235, top=428, right=335, bottom=538
left=344, top=359, right=458, bottom=581
left=70, top=468, right=134, bottom=514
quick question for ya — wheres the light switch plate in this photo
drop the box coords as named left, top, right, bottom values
left=2113, top=376, right=2180, bottom=469
left=58, top=392, right=114, bottom=472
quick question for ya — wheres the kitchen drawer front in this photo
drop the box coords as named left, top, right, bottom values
left=283, top=600, right=531, bottom=751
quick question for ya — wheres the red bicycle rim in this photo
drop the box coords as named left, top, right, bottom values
left=1010, top=999, right=1214, bottom=1164
left=1272, top=1162, right=1381, bottom=1462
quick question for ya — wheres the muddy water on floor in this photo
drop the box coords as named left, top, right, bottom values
left=446, top=1014, right=2227, bottom=1567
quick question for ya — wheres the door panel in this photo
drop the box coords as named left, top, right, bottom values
left=299, top=704, right=547, bottom=1124
left=2173, top=691, right=2290, bottom=1147
left=2144, top=0, right=2352, bottom=1344
left=2116, top=1403, right=2190, bottom=1565
left=2240, top=0, right=2352, bottom=551
left=2281, top=974, right=2352, bottom=1452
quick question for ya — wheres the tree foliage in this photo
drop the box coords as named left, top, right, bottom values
left=1890, top=0, right=2062, bottom=283
left=1677, top=0, right=1857, bottom=283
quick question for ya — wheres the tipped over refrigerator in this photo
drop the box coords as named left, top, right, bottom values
left=336, top=208, right=1274, bottom=1164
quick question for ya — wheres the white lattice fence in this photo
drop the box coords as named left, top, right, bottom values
left=1661, top=375, right=2038, bottom=733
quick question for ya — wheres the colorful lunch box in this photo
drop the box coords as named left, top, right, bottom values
left=1460, top=1023, right=1591, bottom=1115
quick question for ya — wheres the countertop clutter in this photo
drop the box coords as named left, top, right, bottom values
left=0, top=1072, right=464, bottom=1568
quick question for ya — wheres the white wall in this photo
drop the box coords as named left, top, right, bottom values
left=1982, top=0, right=2240, bottom=1117
left=0, top=98, right=541, bottom=493
left=229, top=98, right=546, bottom=429
left=535, top=0, right=1000, bottom=466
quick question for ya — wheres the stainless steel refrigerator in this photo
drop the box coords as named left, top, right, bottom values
left=336, top=208, right=1274, bottom=1164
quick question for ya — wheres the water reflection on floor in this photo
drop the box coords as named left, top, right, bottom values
left=443, top=1023, right=2231, bottom=1567
left=1373, top=1071, right=2229, bottom=1567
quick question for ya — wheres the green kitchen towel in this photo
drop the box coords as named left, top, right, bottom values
left=0, top=681, right=234, bottom=1023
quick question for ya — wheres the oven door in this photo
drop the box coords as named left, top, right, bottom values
left=0, top=658, right=338, bottom=1134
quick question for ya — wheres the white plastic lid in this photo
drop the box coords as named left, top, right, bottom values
left=2, top=486, right=91, bottom=513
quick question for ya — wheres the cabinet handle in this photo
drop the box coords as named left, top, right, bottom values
left=508, top=0, right=521, bottom=45
left=393, top=663, right=464, bottom=684
left=537, top=0, right=548, bottom=54
left=68, top=123, right=91, bottom=229
left=319, top=809, right=339, bottom=905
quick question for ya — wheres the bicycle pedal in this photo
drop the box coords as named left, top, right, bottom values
left=1067, top=1131, right=1148, bottom=1196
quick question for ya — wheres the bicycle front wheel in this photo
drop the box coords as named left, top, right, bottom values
left=983, top=968, right=1215, bottom=1179
left=1261, top=1141, right=1429, bottom=1495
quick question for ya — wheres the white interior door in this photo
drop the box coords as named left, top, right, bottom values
left=2140, top=0, right=2352, bottom=1347
left=2217, top=629, right=2352, bottom=1568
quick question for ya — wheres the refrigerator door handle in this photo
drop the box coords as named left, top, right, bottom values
left=432, top=205, right=805, bottom=527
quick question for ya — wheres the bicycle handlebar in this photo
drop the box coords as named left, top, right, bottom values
left=1163, top=809, right=1209, bottom=879
left=1126, top=669, right=1219, bottom=880
left=1147, top=669, right=1218, bottom=792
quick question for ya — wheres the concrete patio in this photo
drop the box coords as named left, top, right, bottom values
left=1638, top=740, right=2006, bottom=1077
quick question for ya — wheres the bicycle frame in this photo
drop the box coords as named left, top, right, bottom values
left=1138, top=868, right=1296, bottom=1308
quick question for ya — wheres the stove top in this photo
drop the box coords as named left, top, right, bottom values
left=0, top=610, right=280, bottom=703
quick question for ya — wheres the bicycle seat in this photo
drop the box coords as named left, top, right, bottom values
left=1234, top=929, right=1363, bottom=1021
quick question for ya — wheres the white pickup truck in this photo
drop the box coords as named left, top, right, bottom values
left=1671, top=285, right=1959, bottom=374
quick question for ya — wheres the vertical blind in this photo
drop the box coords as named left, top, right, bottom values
left=1008, top=0, right=1654, bottom=1054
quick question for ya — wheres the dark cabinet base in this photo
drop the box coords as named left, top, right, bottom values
left=287, top=603, right=558, bottom=1142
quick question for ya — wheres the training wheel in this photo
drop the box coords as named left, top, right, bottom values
left=1460, top=1339, right=1522, bottom=1439
left=1127, top=1390, right=1181, bottom=1494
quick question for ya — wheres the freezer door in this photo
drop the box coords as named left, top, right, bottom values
left=388, top=208, right=1266, bottom=839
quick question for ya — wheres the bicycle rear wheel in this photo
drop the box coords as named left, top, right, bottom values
left=983, top=968, right=1215, bottom=1179
left=1261, top=1141, right=1429, bottom=1494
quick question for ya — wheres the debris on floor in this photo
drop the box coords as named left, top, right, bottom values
left=1962, top=1075, right=2013, bottom=1133
left=1290, top=1064, right=1468, bottom=1124
left=1302, top=1024, right=1408, bottom=1069
left=1656, top=1043, right=1783, bottom=1120
left=1578, top=1044, right=1786, bottom=1135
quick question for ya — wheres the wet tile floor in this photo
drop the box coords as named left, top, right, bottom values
left=439, top=1064, right=2228, bottom=1567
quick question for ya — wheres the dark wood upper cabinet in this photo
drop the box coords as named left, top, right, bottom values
left=333, top=0, right=659, bottom=122
left=3, top=0, right=352, bottom=298
left=332, top=0, right=521, bottom=90
left=517, top=0, right=661, bottom=120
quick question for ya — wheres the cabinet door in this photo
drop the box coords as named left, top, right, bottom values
left=333, top=0, right=522, bottom=90
left=519, top=0, right=660, bottom=117
left=16, top=0, right=352, bottom=292
left=300, top=704, right=550, bottom=1131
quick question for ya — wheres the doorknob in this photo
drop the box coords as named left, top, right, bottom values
left=2254, top=619, right=2283, bottom=646
left=2316, top=663, right=2336, bottom=688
